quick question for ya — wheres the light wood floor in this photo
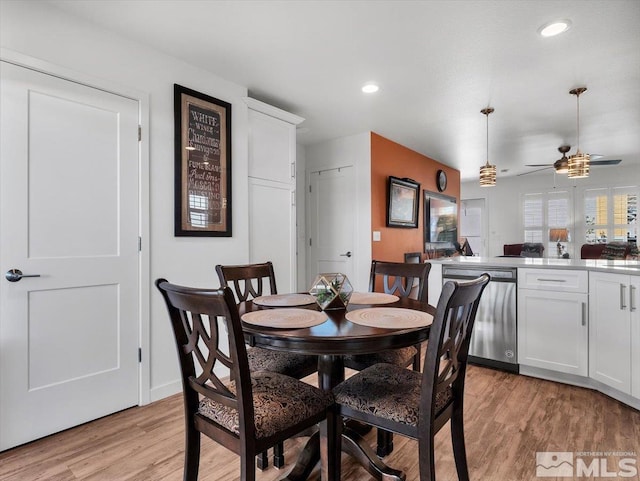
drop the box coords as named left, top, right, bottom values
left=1, top=366, right=639, bottom=481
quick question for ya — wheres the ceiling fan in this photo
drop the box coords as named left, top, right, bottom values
left=520, top=145, right=622, bottom=176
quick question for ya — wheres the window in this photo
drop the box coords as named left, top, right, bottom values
left=584, top=187, right=637, bottom=244
left=523, top=190, right=572, bottom=257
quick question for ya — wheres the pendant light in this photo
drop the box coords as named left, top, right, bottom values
left=479, top=107, right=496, bottom=187
left=568, top=87, right=590, bottom=178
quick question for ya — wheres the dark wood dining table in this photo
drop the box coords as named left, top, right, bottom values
left=238, top=296, right=435, bottom=481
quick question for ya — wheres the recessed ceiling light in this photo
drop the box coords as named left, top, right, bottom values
left=362, top=83, right=379, bottom=94
left=538, top=19, right=572, bottom=37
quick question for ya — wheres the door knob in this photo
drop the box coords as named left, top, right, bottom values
left=5, top=269, right=41, bottom=282
left=339, top=251, right=352, bottom=258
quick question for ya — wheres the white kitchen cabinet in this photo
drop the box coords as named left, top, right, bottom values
left=244, top=98, right=304, bottom=294
left=518, top=268, right=588, bottom=376
left=589, top=272, right=639, bottom=396
left=631, top=276, right=640, bottom=398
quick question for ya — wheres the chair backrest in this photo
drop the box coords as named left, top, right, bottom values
left=419, top=274, right=490, bottom=431
left=521, top=242, right=545, bottom=258
left=215, top=262, right=277, bottom=302
left=503, top=243, right=522, bottom=256
left=369, top=260, right=432, bottom=303
left=155, top=279, right=256, bottom=440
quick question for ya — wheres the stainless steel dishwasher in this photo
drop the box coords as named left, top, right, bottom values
left=442, top=266, right=518, bottom=373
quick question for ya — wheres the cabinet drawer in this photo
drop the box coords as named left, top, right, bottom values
left=519, top=268, right=588, bottom=293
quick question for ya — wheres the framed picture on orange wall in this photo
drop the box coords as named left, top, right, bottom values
left=387, top=176, right=420, bottom=228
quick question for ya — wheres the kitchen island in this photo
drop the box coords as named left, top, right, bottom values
left=427, top=256, right=640, bottom=410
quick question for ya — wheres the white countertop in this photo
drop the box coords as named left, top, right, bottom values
left=428, top=256, right=640, bottom=275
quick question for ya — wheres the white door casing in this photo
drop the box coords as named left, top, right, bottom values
left=0, top=62, right=140, bottom=450
left=307, top=167, right=355, bottom=286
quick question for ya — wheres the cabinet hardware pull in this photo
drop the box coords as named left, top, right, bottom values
left=581, top=302, right=586, bottom=326
left=631, top=285, right=637, bottom=312
left=620, top=284, right=627, bottom=310
left=536, top=278, right=566, bottom=282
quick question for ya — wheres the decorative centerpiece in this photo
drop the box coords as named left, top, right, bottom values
left=309, top=273, right=353, bottom=310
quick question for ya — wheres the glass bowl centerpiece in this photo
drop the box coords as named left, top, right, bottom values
left=309, top=273, right=353, bottom=310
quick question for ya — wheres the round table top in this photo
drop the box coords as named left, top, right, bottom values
left=238, top=296, right=435, bottom=356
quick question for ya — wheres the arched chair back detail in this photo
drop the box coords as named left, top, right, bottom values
left=155, top=279, right=333, bottom=481
left=369, top=260, right=431, bottom=302
left=215, top=262, right=276, bottom=302
left=332, top=274, right=490, bottom=481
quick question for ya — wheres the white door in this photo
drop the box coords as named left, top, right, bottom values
left=307, top=167, right=355, bottom=286
left=0, top=62, right=140, bottom=450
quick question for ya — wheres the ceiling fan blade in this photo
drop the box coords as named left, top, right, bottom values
left=517, top=166, right=553, bottom=176
left=525, top=164, right=553, bottom=167
left=590, top=159, right=621, bottom=166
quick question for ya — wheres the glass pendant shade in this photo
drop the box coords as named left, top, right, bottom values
left=568, top=151, right=590, bottom=178
left=479, top=163, right=497, bottom=186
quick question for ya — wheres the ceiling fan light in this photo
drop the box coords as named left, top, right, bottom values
left=480, top=163, right=497, bottom=186
left=568, top=152, right=590, bottom=178
left=554, top=158, right=569, bottom=174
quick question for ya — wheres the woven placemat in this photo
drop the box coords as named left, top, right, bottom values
left=252, top=293, right=316, bottom=307
left=241, top=308, right=327, bottom=329
left=349, top=292, right=399, bottom=305
left=345, top=307, right=433, bottom=329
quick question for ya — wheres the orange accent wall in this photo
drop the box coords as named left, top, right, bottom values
left=371, top=132, right=460, bottom=262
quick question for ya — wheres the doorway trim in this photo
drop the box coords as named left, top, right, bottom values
left=0, top=48, right=151, bottom=405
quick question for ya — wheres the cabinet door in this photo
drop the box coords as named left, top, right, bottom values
left=518, top=290, right=588, bottom=376
left=249, top=177, right=295, bottom=293
left=631, top=276, right=640, bottom=399
left=589, top=272, right=631, bottom=394
left=248, top=109, right=295, bottom=184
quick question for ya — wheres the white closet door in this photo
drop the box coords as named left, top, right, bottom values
left=0, top=62, right=140, bottom=450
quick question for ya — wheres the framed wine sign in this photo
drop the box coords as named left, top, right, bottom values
left=174, top=84, right=232, bottom=236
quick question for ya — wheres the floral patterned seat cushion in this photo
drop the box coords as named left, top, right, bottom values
left=198, top=371, right=333, bottom=439
left=343, top=346, right=417, bottom=372
left=333, top=363, right=452, bottom=427
left=247, top=347, right=317, bottom=378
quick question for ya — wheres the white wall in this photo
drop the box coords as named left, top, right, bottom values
left=304, top=133, right=372, bottom=291
left=1, top=1, right=250, bottom=401
left=462, top=164, right=640, bottom=257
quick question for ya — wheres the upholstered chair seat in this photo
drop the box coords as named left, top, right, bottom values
left=333, top=363, right=452, bottom=427
left=342, top=346, right=417, bottom=373
left=199, top=371, right=333, bottom=439
left=247, top=347, right=317, bottom=379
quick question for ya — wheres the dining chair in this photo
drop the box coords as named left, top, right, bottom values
left=343, top=259, right=431, bottom=456
left=331, top=274, right=490, bottom=481
left=215, top=261, right=318, bottom=468
left=155, top=279, right=334, bottom=481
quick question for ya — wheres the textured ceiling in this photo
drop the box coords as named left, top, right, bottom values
left=47, top=0, right=640, bottom=181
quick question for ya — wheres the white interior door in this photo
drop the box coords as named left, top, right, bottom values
left=0, top=62, right=140, bottom=450
left=307, top=167, right=355, bottom=286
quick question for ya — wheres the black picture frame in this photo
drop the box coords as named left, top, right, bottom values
left=386, top=176, right=420, bottom=228
left=424, top=190, right=458, bottom=251
left=174, top=84, right=232, bottom=237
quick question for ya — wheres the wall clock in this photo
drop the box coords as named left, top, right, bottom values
left=436, top=169, right=447, bottom=192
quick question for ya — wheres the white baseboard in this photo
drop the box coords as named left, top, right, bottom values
left=149, top=380, right=182, bottom=403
